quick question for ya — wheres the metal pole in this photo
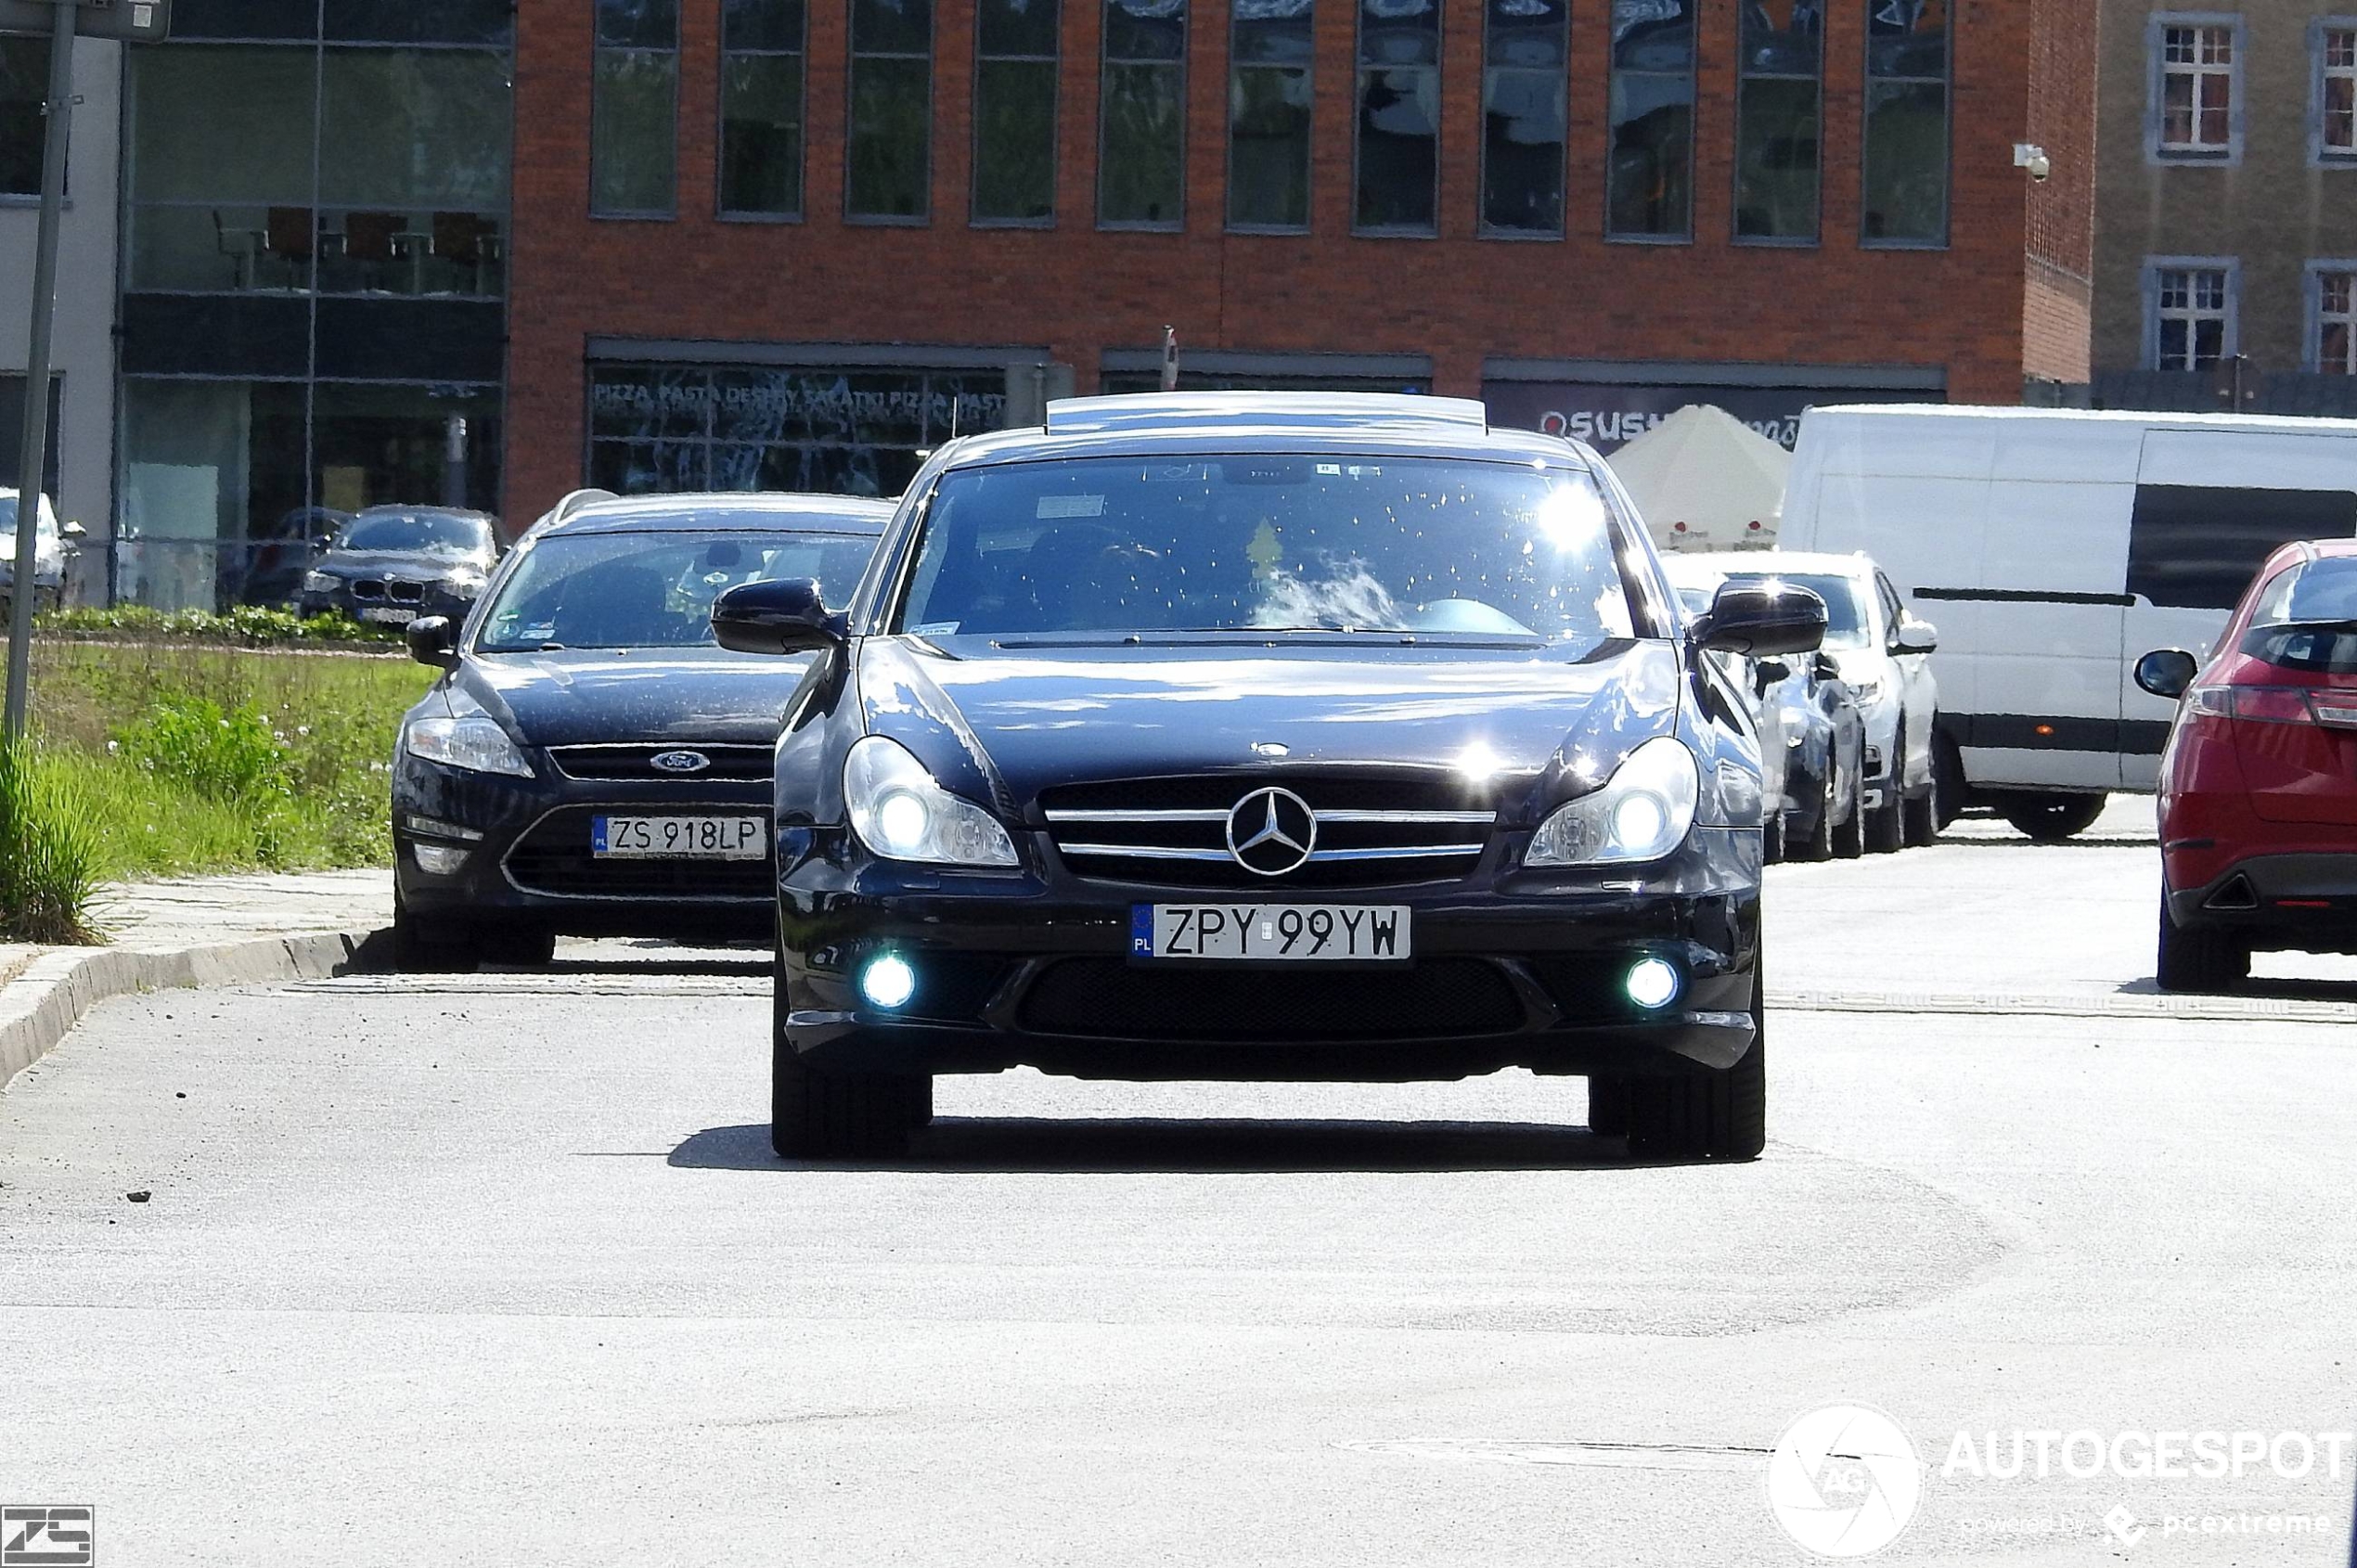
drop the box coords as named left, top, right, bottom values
left=5, top=0, right=77, bottom=740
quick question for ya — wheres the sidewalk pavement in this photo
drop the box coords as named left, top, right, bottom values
left=0, top=869, right=394, bottom=1089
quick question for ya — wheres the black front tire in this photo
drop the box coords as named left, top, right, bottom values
left=1931, top=733, right=1966, bottom=830
left=1832, top=765, right=1866, bottom=860
left=2001, top=792, right=2108, bottom=842
left=1624, top=971, right=1767, bottom=1163
left=1587, top=1076, right=1630, bottom=1137
left=2156, top=897, right=2251, bottom=994
left=1901, top=788, right=1938, bottom=848
left=391, top=893, right=479, bottom=973
left=770, top=969, right=920, bottom=1160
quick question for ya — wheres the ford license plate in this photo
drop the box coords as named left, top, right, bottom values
left=1133, top=904, right=1411, bottom=962
left=593, top=815, right=765, bottom=860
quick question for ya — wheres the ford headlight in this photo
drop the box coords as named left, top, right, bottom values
left=845, top=735, right=1019, bottom=868
left=1526, top=737, right=1701, bottom=867
left=303, top=571, right=339, bottom=595
left=404, top=714, right=533, bottom=778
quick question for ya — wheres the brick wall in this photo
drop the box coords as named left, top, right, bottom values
left=2022, top=0, right=2096, bottom=382
left=508, top=0, right=2058, bottom=518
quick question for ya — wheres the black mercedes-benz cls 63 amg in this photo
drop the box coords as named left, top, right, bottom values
left=712, top=394, right=1824, bottom=1162
left=389, top=492, right=890, bottom=969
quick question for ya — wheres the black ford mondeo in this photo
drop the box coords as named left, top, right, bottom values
left=390, top=492, right=890, bottom=969
left=713, top=395, right=1824, bottom=1162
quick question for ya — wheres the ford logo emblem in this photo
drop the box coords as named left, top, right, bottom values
left=650, top=750, right=711, bottom=775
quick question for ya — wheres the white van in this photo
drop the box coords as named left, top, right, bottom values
left=1781, top=405, right=2357, bottom=838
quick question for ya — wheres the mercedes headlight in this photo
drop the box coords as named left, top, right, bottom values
left=1526, top=737, right=1700, bottom=867
left=844, top=735, right=1019, bottom=868
left=303, top=571, right=339, bottom=595
left=404, top=714, right=532, bottom=778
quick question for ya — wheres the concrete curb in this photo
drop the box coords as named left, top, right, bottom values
left=0, top=926, right=391, bottom=1089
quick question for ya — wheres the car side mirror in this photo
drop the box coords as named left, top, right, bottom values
left=1753, top=657, right=1791, bottom=686
left=1895, top=618, right=1938, bottom=655
left=406, top=615, right=460, bottom=670
left=1693, top=582, right=1827, bottom=659
left=712, top=576, right=844, bottom=656
left=2134, top=648, right=2199, bottom=700
left=1813, top=651, right=1842, bottom=683
left=60, top=520, right=85, bottom=541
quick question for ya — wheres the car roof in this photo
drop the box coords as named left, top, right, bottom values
left=545, top=492, right=895, bottom=537
left=928, top=392, right=1593, bottom=471
left=1668, top=549, right=1875, bottom=578
left=350, top=504, right=496, bottom=521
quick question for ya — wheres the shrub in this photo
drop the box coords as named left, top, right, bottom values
left=0, top=742, right=102, bottom=945
left=35, top=604, right=402, bottom=647
left=113, top=697, right=295, bottom=807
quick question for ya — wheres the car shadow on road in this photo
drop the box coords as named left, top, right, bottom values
left=667, top=1118, right=1679, bottom=1174
left=2115, top=975, right=2357, bottom=1004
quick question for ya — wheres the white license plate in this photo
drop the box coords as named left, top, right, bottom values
left=1133, top=904, right=1411, bottom=962
left=361, top=606, right=418, bottom=625
left=593, top=815, right=765, bottom=860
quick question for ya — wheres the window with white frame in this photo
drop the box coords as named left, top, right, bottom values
left=2155, top=266, right=2232, bottom=369
left=2159, top=23, right=2235, bottom=154
left=2321, top=270, right=2357, bottom=373
left=2324, top=26, right=2357, bottom=157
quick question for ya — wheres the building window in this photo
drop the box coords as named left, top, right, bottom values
left=1355, top=0, right=1439, bottom=234
left=720, top=0, right=805, bottom=217
left=1230, top=0, right=1312, bottom=230
left=2315, top=266, right=2357, bottom=372
left=1, top=35, right=46, bottom=199
left=2152, top=17, right=2239, bottom=161
left=1099, top=0, right=1185, bottom=227
left=1481, top=0, right=1567, bottom=238
left=1734, top=0, right=1822, bottom=243
left=2149, top=263, right=2235, bottom=370
left=973, top=0, right=1059, bottom=224
left=2318, top=23, right=2357, bottom=162
left=847, top=0, right=934, bottom=221
left=1863, top=0, right=1949, bottom=246
left=592, top=0, right=678, bottom=215
left=1606, top=0, right=1693, bottom=239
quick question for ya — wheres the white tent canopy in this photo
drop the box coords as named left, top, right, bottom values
left=1604, top=404, right=1792, bottom=553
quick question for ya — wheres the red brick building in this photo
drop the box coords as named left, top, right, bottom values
left=506, top=0, right=2095, bottom=519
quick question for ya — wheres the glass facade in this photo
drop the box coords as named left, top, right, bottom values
left=1862, top=0, right=1949, bottom=246
left=720, top=0, right=806, bottom=217
left=1099, top=0, right=1186, bottom=227
left=1481, top=0, right=1567, bottom=238
left=593, top=0, right=679, bottom=215
left=1, top=35, right=45, bottom=198
left=847, top=0, right=934, bottom=220
left=1734, top=0, right=1823, bottom=242
left=973, top=0, right=1060, bottom=224
left=119, top=6, right=509, bottom=609
left=1229, top=0, right=1313, bottom=231
left=1355, top=0, right=1439, bottom=234
left=587, top=365, right=1006, bottom=500
left=1607, top=0, right=1694, bottom=238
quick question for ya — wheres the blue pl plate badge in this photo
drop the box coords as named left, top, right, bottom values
left=592, top=817, right=612, bottom=855
left=1130, top=906, right=1154, bottom=958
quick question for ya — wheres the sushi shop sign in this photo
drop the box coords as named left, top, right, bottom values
left=1482, top=379, right=1927, bottom=455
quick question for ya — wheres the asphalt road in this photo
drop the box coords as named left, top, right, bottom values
left=3, top=800, right=2354, bottom=1565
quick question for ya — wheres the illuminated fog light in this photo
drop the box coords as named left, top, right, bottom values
left=859, top=955, right=917, bottom=1010
left=1625, top=957, right=1681, bottom=1011
left=411, top=843, right=469, bottom=876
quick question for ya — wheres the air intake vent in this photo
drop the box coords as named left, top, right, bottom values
left=2205, top=874, right=2259, bottom=912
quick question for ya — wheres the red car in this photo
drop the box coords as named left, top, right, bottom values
left=2138, top=538, right=2357, bottom=992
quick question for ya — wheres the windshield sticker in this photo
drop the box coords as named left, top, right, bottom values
left=1037, top=495, right=1107, bottom=520
left=908, top=622, right=961, bottom=638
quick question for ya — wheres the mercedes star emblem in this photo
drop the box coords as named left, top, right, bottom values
left=1226, top=787, right=1318, bottom=877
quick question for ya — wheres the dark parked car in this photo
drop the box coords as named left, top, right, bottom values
left=714, top=393, right=1826, bottom=1163
left=298, top=507, right=502, bottom=627
left=243, top=506, right=352, bottom=608
left=389, top=493, right=893, bottom=969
